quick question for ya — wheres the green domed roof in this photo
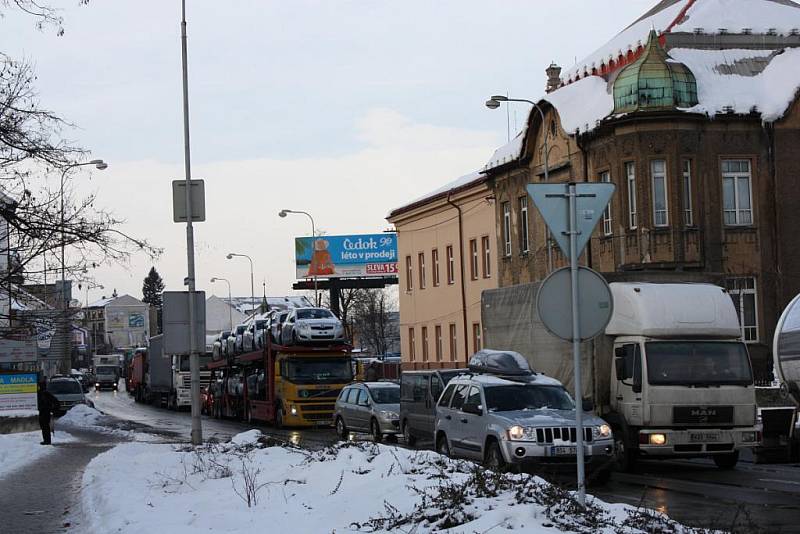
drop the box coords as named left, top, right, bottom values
left=613, top=30, right=698, bottom=114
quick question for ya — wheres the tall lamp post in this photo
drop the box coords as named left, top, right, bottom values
left=59, top=159, right=107, bottom=373
left=226, top=253, right=255, bottom=319
left=486, top=95, right=553, bottom=273
left=210, top=277, right=233, bottom=330
left=278, top=209, right=318, bottom=305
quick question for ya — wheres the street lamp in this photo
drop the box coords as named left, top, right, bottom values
left=210, top=277, right=233, bottom=330
left=278, top=209, right=318, bottom=305
left=59, top=159, right=107, bottom=373
left=226, top=253, right=256, bottom=320
left=486, top=95, right=553, bottom=272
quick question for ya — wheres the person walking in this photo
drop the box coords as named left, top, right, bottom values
left=37, top=377, right=57, bottom=445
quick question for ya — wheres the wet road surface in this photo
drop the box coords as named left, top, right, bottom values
left=92, top=387, right=800, bottom=533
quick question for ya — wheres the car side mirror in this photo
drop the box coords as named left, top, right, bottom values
left=582, top=399, right=594, bottom=412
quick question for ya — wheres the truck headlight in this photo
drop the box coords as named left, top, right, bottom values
left=290, top=405, right=298, bottom=416
left=594, top=424, right=612, bottom=438
left=741, top=431, right=758, bottom=443
left=648, top=433, right=667, bottom=445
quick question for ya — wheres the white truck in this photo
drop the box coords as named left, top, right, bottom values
left=482, top=281, right=760, bottom=470
left=142, top=335, right=211, bottom=410
left=767, top=293, right=800, bottom=461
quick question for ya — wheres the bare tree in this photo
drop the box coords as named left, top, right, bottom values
left=351, top=289, right=399, bottom=356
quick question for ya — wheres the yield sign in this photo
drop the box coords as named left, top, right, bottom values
left=526, top=182, right=615, bottom=260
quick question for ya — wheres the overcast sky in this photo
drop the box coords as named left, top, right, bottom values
left=4, top=0, right=655, bottom=303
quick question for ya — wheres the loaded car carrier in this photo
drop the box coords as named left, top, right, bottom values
left=207, top=338, right=353, bottom=427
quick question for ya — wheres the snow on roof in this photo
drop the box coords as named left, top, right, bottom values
left=388, top=170, right=485, bottom=217
left=482, top=127, right=528, bottom=171
left=545, top=75, right=614, bottom=134
left=564, top=0, right=687, bottom=82
left=671, top=0, right=800, bottom=34
left=671, top=47, right=800, bottom=121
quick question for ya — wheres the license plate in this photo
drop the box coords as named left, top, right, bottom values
left=550, top=446, right=577, bottom=456
left=690, top=432, right=721, bottom=443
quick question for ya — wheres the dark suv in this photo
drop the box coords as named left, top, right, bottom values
left=399, top=368, right=466, bottom=446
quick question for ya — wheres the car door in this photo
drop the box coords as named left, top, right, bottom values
left=457, top=386, right=485, bottom=459
left=282, top=313, right=296, bottom=345
left=409, top=374, right=429, bottom=439
left=443, top=383, right=469, bottom=455
left=337, top=387, right=352, bottom=426
left=612, top=342, right=644, bottom=427
left=422, top=373, right=444, bottom=439
left=353, top=388, right=371, bottom=431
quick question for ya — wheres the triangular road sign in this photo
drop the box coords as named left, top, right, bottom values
left=526, top=182, right=615, bottom=260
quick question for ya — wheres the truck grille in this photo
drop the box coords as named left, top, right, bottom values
left=673, top=406, right=734, bottom=425
left=303, top=412, right=334, bottom=421
left=534, top=427, right=593, bottom=443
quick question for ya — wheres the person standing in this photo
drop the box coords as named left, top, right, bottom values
left=37, top=377, right=57, bottom=445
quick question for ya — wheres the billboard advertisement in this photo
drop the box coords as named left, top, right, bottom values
left=0, top=373, right=38, bottom=411
left=295, top=233, right=398, bottom=279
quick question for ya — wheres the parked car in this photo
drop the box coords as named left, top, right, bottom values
left=227, top=324, right=248, bottom=355
left=433, top=350, right=615, bottom=483
left=334, top=382, right=401, bottom=442
left=269, top=310, right=290, bottom=344
left=399, top=368, right=466, bottom=446
left=47, top=376, right=88, bottom=415
left=280, top=307, right=345, bottom=345
left=244, top=318, right=269, bottom=351
left=70, top=371, right=91, bottom=392
left=212, top=330, right=232, bottom=360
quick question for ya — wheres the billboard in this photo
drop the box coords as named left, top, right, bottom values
left=295, top=233, right=398, bottom=279
left=0, top=373, right=37, bottom=411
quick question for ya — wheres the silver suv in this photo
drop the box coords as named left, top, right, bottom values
left=434, top=350, right=615, bottom=483
left=334, top=382, right=400, bottom=442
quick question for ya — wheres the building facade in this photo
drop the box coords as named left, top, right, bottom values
left=388, top=173, right=498, bottom=369
left=484, top=4, right=800, bottom=380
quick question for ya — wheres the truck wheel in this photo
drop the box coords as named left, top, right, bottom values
left=614, top=429, right=637, bottom=472
left=484, top=439, right=507, bottom=472
left=275, top=406, right=285, bottom=429
left=436, top=433, right=451, bottom=458
left=336, top=416, right=349, bottom=439
left=713, top=451, right=739, bottom=470
left=370, top=418, right=383, bottom=443
left=402, top=420, right=417, bottom=447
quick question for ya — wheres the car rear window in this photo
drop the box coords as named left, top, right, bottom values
left=438, top=384, right=456, bottom=407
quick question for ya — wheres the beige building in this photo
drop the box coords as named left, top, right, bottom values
left=387, top=172, right=497, bottom=370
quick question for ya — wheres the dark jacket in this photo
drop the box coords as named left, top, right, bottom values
left=37, top=389, right=58, bottom=417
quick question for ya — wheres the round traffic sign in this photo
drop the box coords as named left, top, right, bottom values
left=536, top=266, right=613, bottom=342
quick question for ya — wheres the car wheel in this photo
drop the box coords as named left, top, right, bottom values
left=336, top=416, right=349, bottom=439
left=371, top=418, right=383, bottom=443
left=713, top=451, right=739, bottom=470
left=402, top=420, right=417, bottom=447
left=484, top=440, right=507, bottom=472
left=436, top=433, right=451, bottom=457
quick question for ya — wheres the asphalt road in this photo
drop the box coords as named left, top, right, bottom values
left=91, top=387, right=800, bottom=533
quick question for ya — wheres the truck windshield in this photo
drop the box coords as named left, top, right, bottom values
left=645, top=341, right=753, bottom=386
left=484, top=385, right=575, bottom=412
left=96, top=367, right=117, bottom=377
left=285, top=358, right=352, bottom=384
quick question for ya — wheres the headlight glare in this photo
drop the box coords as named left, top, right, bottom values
left=596, top=424, right=612, bottom=438
left=649, top=433, right=667, bottom=445
left=508, top=425, right=525, bottom=440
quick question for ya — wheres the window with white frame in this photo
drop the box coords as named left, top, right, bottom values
left=626, top=162, right=637, bottom=229
left=600, top=171, right=612, bottom=235
left=725, top=277, right=758, bottom=342
left=682, top=159, right=694, bottom=226
left=446, top=245, right=455, bottom=284
left=651, top=159, right=669, bottom=227
left=481, top=236, right=491, bottom=278
left=722, top=160, right=753, bottom=226
left=519, top=196, right=529, bottom=254
left=502, top=202, right=511, bottom=256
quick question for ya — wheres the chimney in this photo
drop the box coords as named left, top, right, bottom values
left=546, top=62, right=562, bottom=93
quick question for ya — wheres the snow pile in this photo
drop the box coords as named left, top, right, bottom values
left=80, top=439, right=707, bottom=534
left=484, top=128, right=528, bottom=170
left=671, top=47, right=800, bottom=122
left=546, top=76, right=615, bottom=134
left=673, top=0, right=800, bottom=34
left=230, top=429, right=262, bottom=446
left=389, top=170, right=485, bottom=216
left=0, top=409, right=38, bottom=418
left=0, top=430, right=77, bottom=479
left=58, top=404, right=104, bottom=427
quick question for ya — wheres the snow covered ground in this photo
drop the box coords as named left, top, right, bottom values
left=58, top=404, right=162, bottom=442
left=0, top=429, right=77, bottom=479
left=0, top=409, right=39, bottom=418
left=78, top=430, right=711, bottom=534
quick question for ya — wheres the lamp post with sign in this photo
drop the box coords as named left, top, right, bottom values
left=527, top=182, right=615, bottom=507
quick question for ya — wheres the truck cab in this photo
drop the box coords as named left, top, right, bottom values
left=606, top=283, right=759, bottom=470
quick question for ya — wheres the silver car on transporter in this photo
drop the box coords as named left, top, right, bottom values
left=434, top=350, right=615, bottom=484
left=334, top=382, right=401, bottom=442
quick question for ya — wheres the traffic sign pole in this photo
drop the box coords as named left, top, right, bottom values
left=568, top=183, right=586, bottom=507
